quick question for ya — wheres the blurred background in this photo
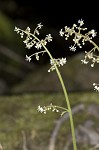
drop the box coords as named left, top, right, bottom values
left=0, top=0, right=99, bottom=95
left=0, top=1, right=99, bottom=150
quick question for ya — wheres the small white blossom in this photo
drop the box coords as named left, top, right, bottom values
left=37, top=23, right=43, bottom=29
left=59, top=58, right=67, bottom=66
left=25, top=55, right=31, bottom=62
left=46, top=34, right=52, bottom=42
left=93, top=83, right=96, bottom=86
left=59, top=29, right=64, bottom=36
left=93, top=83, right=99, bottom=92
left=14, top=26, right=20, bottom=33
left=90, top=29, right=97, bottom=37
left=78, top=19, right=84, bottom=26
left=26, top=43, right=33, bottom=49
left=35, top=53, right=39, bottom=60
left=50, top=59, right=54, bottom=65
left=69, top=45, right=76, bottom=52
left=73, top=24, right=77, bottom=27
left=49, top=58, right=67, bottom=72
left=81, top=59, right=89, bottom=64
left=26, top=27, right=31, bottom=32
left=91, top=63, right=94, bottom=67
left=37, top=105, right=44, bottom=113
left=35, top=42, right=42, bottom=49
left=14, top=26, right=18, bottom=31
left=23, top=37, right=30, bottom=44
left=35, top=29, right=39, bottom=35
left=20, top=32, right=24, bottom=38
left=48, top=69, right=50, bottom=72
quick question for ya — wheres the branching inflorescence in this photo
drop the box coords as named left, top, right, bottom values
left=14, top=23, right=52, bottom=60
left=59, top=19, right=99, bottom=92
left=14, top=23, right=67, bottom=72
left=14, top=22, right=77, bottom=150
left=14, top=22, right=69, bottom=115
left=37, top=103, right=68, bottom=116
left=14, top=23, right=68, bottom=112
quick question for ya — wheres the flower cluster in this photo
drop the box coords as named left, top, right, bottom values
left=37, top=103, right=60, bottom=114
left=93, top=83, right=99, bottom=92
left=14, top=23, right=52, bottom=61
left=81, top=49, right=99, bottom=67
left=60, top=19, right=99, bottom=92
left=48, top=57, right=67, bottom=72
left=59, top=19, right=97, bottom=51
left=15, top=23, right=68, bottom=74
left=59, top=19, right=99, bottom=66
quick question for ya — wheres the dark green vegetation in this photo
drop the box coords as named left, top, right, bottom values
left=0, top=92, right=99, bottom=150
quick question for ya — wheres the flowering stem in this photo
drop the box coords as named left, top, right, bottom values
left=42, top=44, right=77, bottom=150
left=23, top=32, right=77, bottom=150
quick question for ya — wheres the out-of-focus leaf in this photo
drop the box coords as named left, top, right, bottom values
left=0, top=12, right=14, bottom=44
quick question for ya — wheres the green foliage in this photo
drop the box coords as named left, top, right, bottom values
left=0, top=12, right=14, bottom=44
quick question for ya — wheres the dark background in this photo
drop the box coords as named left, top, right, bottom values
left=0, top=0, right=99, bottom=94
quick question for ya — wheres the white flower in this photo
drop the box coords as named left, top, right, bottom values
left=14, top=26, right=18, bottom=31
left=50, top=59, right=54, bottom=65
left=93, top=85, right=99, bottom=92
left=14, top=26, right=20, bottom=33
left=91, top=63, right=94, bottom=67
left=37, top=23, right=43, bottom=29
left=23, top=37, right=30, bottom=44
left=59, top=29, right=64, bottom=36
left=78, top=19, right=84, bottom=26
left=26, top=27, right=30, bottom=32
left=90, top=29, right=97, bottom=37
left=37, top=105, right=44, bottom=113
left=48, top=69, right=50, bottom=72
left=81, top=59, right=89, bottom=64
left=46, top=34, right=52, bottom=42
left=35, top=42, right=42, bottom=49
left=25, top=55, right=31, bottom=62
left=73, top=24, right=77, bottom=27
left=26, top=43, right=33, bottom=49
left=69, top=45, right=76, bottom=52
left=35, top=53, right=39, bottom=60
left=20, top=32, right=24, bottom=38
left=60, top=58, right=67, bottom=66
left=35, top=29, right=39, bottom=35
left=93, top=83, right=96, bottom=86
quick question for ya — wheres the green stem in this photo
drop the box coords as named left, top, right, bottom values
left=53, top=106, right=68, bottom=111
left=89, top=40, right=99, bottom=51
left=30, top=50, right=46, bottom=57
left=42, top=44, right=77, bottom=150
